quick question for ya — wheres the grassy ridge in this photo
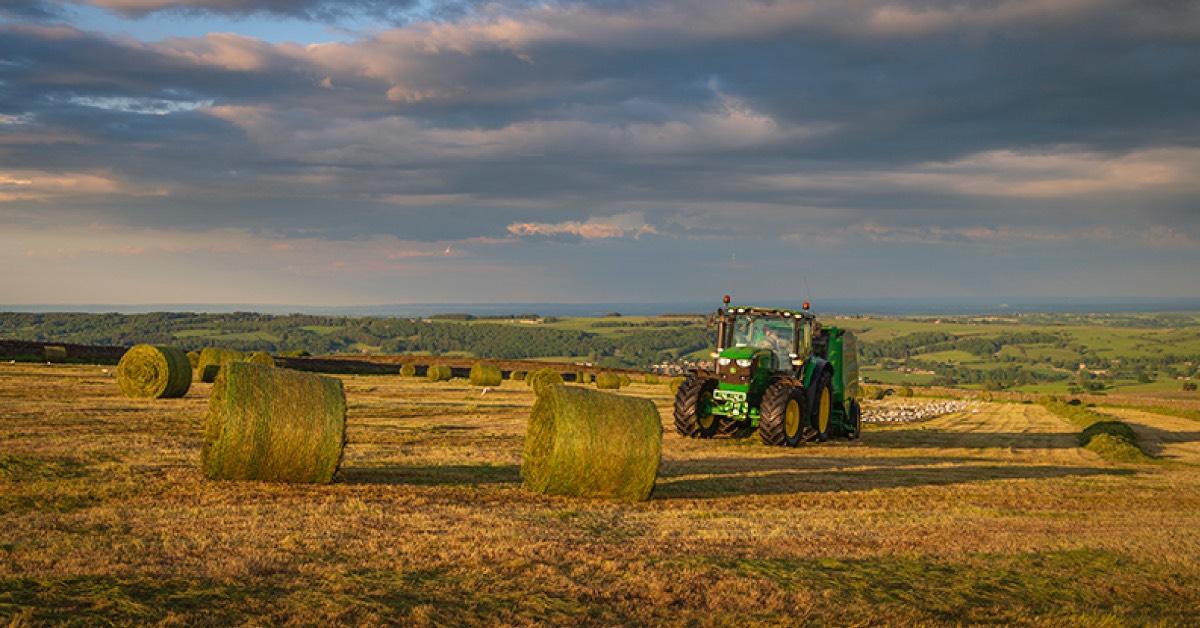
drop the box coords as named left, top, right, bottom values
left=1041, top=400, right=1152, bottom=463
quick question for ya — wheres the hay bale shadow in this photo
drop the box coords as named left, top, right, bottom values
left=865, top=430, right=1081, bottom=450
left=658, top=455, right=981, bottom=477
left=340, top=463, right=520, bottom=486
left=655, top=461, right=1135, bottom=499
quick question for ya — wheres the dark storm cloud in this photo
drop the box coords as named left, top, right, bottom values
left=69, top=0, right=423, bottom=21
left=1, top=0, right=1198, bottom=248
left=0, top=1, right=62, bottom=19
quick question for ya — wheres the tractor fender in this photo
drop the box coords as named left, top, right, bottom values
left=802, top=357, right=831, bottom=389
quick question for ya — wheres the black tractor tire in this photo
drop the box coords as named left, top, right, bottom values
left=807, top=370, right=834, bottom=442
left=674, top=376, right=720, bottom=438
left=717, top=416, right=753, bottom=438
left=759, top=381, right=805, bottom=447
left=846, top=399, right=862, bottom=440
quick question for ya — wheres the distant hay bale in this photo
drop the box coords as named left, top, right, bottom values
left=426, top=364, right=453, bottom=382
left=526, top=368, right=564, bottom=396
left=469, top=363, right=503, bottom=386
left=197, top=347, right=246, bottom=383
left=522, top=385, right=662, bottom=501
left=595, top=372, right=622, bottom=390
left=44, top=346, right=68, bottom=363
left=247, top=351, right=275, bottom=367
left=618, top=374, right=632, bottom=388
left=186, top=351, right=200, bottom=369
left=510, top=370, right=527, bottom=381
left=202, top=362, right=346, bottom=483
left=644, top=374, right=660, bottom=385
left=399, top=364, right=417, bottom=377
left=116, top=344, right=192, bottom=399
left=575, top=371, right=593, bottom=384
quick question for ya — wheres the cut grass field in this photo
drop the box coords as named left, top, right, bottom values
left=3, top=364, right=1200, bottom=625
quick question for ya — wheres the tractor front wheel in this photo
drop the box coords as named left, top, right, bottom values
left=674, top=376, right=720, bottom=438
left=807, top=370, right=834, bottom=442
left=759, top=381, right=804, bottom=447
left=846, top=399, right=862, bottom=439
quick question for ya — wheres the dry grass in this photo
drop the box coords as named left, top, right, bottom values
left=3, top=363, right=1200, bottom=625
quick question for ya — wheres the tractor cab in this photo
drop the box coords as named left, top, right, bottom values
left=718, top=306, right=814, bottom=374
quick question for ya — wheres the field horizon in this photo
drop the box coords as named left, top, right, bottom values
left=5, top=297, right=1200, bottom=317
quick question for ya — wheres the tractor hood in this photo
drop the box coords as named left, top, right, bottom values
left=719, top=346, right=765, bottom=361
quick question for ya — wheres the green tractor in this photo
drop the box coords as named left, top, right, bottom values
left=674, top=296, right=862, bottom=446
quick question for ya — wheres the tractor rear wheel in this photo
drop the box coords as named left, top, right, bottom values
left=846, top=399, right=862, bottom=439
left=759, top=381, right=805, bottom=447
left=807, top=370, right=834, bottom=442
left=674, top=376, right=720, bottom=438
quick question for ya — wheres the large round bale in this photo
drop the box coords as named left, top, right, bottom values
left=399, top=364, right=417, bottom=377
left=469, top=362, right=503, bottom=386
left=197, top=347, right=246, bottom=383
left=202, top=362, right=346, bottom=483
left=577, top=372, right=594, bottom=385
left=595, top=372, right=622, bottom=390
left=116, top=344, right=192, bottom=399
left=247, top=351, right=275, bottom=367
left=522, top=385, right=662, bottom=501
left=618, top=374, right=632, bottom=388
left=186, top=350, right=200, bottom=369
left=426, top=364, right=453, bottom=382
left=526, top=368, right=564, bottom=396
left=510, top=370, right=527, bottom=381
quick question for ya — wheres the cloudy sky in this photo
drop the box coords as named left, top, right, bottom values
left=1, top=0, right=1198, bottom=306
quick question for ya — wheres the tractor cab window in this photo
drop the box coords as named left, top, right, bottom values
left=798, top=319, right=813, bottom=359
left=731, top=316, right=795, bottom=370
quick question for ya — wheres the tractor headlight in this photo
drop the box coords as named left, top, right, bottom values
left=717, top=357, right=732, bottom=366
left=735, top=359, right=753, bottom=368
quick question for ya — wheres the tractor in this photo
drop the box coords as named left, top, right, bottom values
left=673, top=296, right=862, bottom=446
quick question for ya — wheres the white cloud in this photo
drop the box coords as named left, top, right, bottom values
left=507, top=212, right=657, bottom=240
left=755, top=147, right=1200, bottom=199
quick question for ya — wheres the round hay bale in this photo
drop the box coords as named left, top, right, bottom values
left=578, top=372, right=594, bottom=384
left=667, top=377, right=685, bottom=394
left=116, top=344, right=192, bottom=399
left=247, top=351, right=275, bottom=367
left=399, top=364, right=417, bottom=377
left=644, top=374, right=660, bottom=385
left=197, top=347, right=246, bottom=383
left=426, top=364, right=453, bottom=382
left=595, top=372, right=622, bottom=390
left=202, top=362, right=346, bottom=483
left=522, top=385, right=662, bottom=501
left=186, top=350, right=200, bottom=369
left=618, top=374, right=632, bottom=388
left=527, top=368, right=564, bottom=396
left=510, top=370, right=527, bottom=381
left=469, top=363, right=502, bottom=387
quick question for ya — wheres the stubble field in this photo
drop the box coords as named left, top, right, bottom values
left=3, top=363, right=1200, bottom=625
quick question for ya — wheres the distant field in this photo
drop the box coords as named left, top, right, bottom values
left=2, top=311, right=1199, bottom=395
left=3, top=364, right=1200, bottom=624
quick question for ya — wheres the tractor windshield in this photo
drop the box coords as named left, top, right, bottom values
left=730, top=316, right=794, bottom=370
